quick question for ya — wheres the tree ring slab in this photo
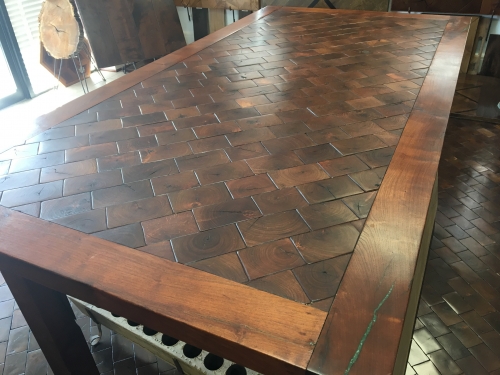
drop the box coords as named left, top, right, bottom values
left=39, top=0, right=83, bottom=59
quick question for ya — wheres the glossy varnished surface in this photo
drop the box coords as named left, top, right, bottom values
left=452, top=74, right=500, bottom=120
left=0, top=206, right=327, bottom=374
left=407, top=117, right=500, bottom=375
left=308, top=14, right=472, bottom=375
left=0, top=9, right=451, bottom=308
left=0, top=116, right=499, bottom=375
left=0, top=7, right=473, bottom=375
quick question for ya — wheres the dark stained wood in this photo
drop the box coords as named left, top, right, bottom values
left=253, top=187, right=308, bottom=215
left=151, top=171, right=200, bottom=195
left=174, top=0, right=259, bottom=10
left=294, top=254, right=352, bottom=302
left=172, top=225, right=245, bottom=263
left=247, top=270, right=310, bottom=304
left=225, top=174, right=276, bottom=198
left=168, top=182, right=231, bottom=212
left=195, top=160, right=254, bottom=185
left=106, top=195, right=172, bottom=228
left=193, top=197, right=261, bottom=230
left=137, top=240, right=176, bottom=261
left=238, top=239, right=305, bottom=280
left=97, top=151, right=141, bottom=172
left=297, top=176, right=363, bottom=204
left=77, top=0, right=186, bottom=67
left=307, top=15, right=472, bottom=375
left=105, top=0, right=144, bottom=62
left=1, top=181, right=63, bottom=208
left=268, top=164, right=329, bottom=188
left=130, top=0, right=167, bottom=58
left=73, top=0, right=122, bottom=68
left=0, top=7, right=281, bottom=155
left=0, top=7, right=473, bottom=375
left=193, top=8, right=210, bottom=42
left=151, top=0, right=186, bottom=54
left=0, top=207, right=326, bottom=375
left=246, top=151, right=303, bottom=174
left=176, top=149, right=229, bottom=172
left=297, top=200, right=358, bottom=230
left=292, top=223, right=360, bottom=263
left=191, top=253, right=248, bottom=283
left=480, top=35, right=500, bottom=78
left=319, top=155, right=369, bottom=177
left=2, top=271, right=99, bottom=375
left=238, top=210, right=310, bottom=247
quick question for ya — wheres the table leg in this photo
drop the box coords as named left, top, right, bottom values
left=2, top=271, right=99, bottom=375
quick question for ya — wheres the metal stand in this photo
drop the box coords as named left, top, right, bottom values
left=87, top=308, right=103, bottom=347
left=52, top=58, right=63, bottom=90
left=122, top=61, right=137, bottom=74
left=51, top=41, right=106, bottom=95
left=82, top=41, right=106, bottom=83
left=71, top=53, right=89, bottom=94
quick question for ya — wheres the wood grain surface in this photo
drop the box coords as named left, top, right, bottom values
left=174, top=0, right=260, bottom=10
left=39, top=0, right=83, bottom=59
left=0, top=7, right=472, bottom=375
left=307, top=15, right=473, bottom=375
left=74, top=0, right=185, bottom=68
left=0, top=206, right=326, bottom=375
left=8, top=7, right=278, bottom=156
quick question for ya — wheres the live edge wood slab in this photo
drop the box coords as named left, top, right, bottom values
left=0, top=7, right=473, bottom=375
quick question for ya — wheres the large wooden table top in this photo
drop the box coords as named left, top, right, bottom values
left=0, top=7, right=473, bottom=375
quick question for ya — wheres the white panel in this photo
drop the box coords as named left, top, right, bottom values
left=177, top=6, right=195, bottom=45
left=4, top=0, right=53, bottom=94
left=225, top=9, right=240, bottom=26
left=490, top=19, right=500, bottom=36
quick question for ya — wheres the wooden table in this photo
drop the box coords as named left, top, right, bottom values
left=0, top=7, right=474, bottom=375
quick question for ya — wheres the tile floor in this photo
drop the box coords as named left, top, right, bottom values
left=0, top=75, right=499, bottom=374
left=406, top=116, right=500, bottom=375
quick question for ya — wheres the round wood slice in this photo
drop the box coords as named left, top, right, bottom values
left=39, top=0, right=83, bottom=59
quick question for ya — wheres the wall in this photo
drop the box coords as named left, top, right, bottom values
left=391, top=0, right=500, bottom=15
left=261, top=0, right=389, bottom=11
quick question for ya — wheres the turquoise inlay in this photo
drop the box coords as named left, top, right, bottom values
left=344, top=284, right=395, bottom=375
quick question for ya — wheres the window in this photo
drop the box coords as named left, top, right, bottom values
left=4, top=0, right=54, bottom=95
